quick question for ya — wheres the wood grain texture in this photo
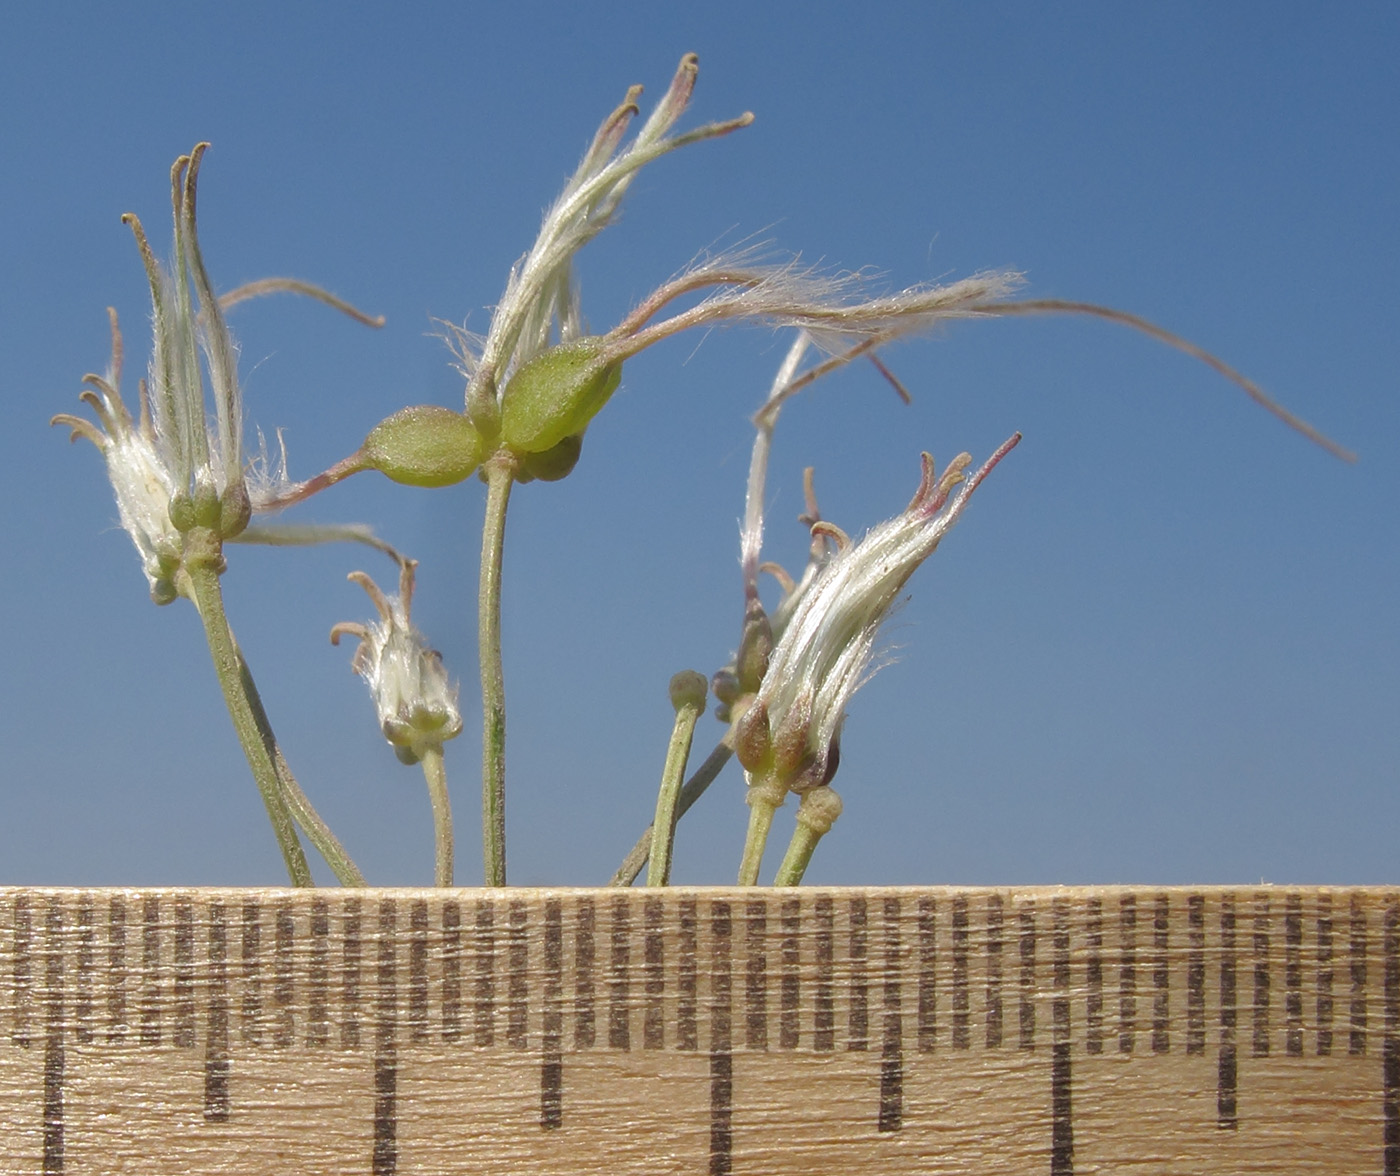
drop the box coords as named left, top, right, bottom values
left=0, top=886, right=1393, bottom=1174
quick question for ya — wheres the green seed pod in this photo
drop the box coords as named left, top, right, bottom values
left=517, top=433, right=583, bottom=483
left=499, top=337, right=622, bottom=456
left=363, top=406, right=484, bottom=488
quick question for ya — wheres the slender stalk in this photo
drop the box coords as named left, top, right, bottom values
left=609, top=740, right=734, bottom=886
left=772, top=823, right=822, bottom=887
left=478, top=457, right=515, bottom=886
left=773, top=787, right=843, bottom=887
left=419, top=744, right=454, bottom=888
left=222, top=605, right=366, bottom=885
left=646, top=672, right=707, bottom=887
left=271, top=745, right=366, bottom=887
left=737, top=779, right=784, bottom=886
left=183, top=551, right=312, bottom=887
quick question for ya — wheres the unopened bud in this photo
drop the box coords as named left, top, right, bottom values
left=219, top=483, right=251, bottom=538
left=499, top=337, right=622, bottom=456
left=735, top=598, right=773, bottom=694
left=794, top=786, right=843, bottom=835
left=362, top=405, right=484, bottom=488
left=771, top=687, right=814, bottom=780
left=669, top=670, right=709, bottom=714
left=711, top=669, right=742, bottom=708
left=733, top=696, right=772, bottom=773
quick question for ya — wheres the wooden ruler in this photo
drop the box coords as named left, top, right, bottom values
left=1, top=886, right=1393, bottom=1174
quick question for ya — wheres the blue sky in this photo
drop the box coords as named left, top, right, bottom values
left=1, top=3, right=1395, bottom=887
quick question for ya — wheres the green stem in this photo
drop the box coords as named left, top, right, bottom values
left=736, top=778, right=784, bottom=886
left=773, top=786, right=842, bottom=887
left=221, top=595, right=365, bottom=884
left=271, top=744, right=367, bottom=886
left=184, top=549, right=312, bottom=887
left=772, top=822, right=823, bottom=886
left=479, top=457, right=515, bottom=887
left=609, top=741, right=733, bottom=886
left=646, top=675, right=706, bottom=887
left=420, top=744, right=454, bottom=887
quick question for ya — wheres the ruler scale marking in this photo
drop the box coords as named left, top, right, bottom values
left=745, top=899, right=767, bottom=1052
left=408, top=901, right=429, bottom=1045
left=1385, top=898, right=1400, bottom=1175
left=677, top=897, right=698, bottom=1051
left=779, top=897, right=800, bottom=1051
left=1319, top=893, right=1335, bottom=1056
left=1018, top=905, right=1036, bottom=1052
left=1050, top=897, right=1073, bottom=1176
left=508, top=900, right=529, bottom=1051
left=643, top=896, right=665, bottom=1051
left=104, top=896, right=125, bottom=1045
left=42, top=897, right=63, bottom=1174
left=373, top=899, right=397, bottom=1176
left=848, top=896, right=868, bottom=1052
left=204, top=900, right=230, bottom=1122
left=73, top=899, right=94, bottom=1047
left=1218, top=893, right=1238, bottom=1129
left=1285, top=893, right=1303, bottom=1057
left=340, top=897, right=362, bottom=1050
left=140, top=896, right=160, bottom=1047
left=1118, top=893, right=1136, bottom=1055
left=878, top=896, right=903, bottom=1133
left=540, top=897, right=564, bottom=1129
left=813, top=895, right=834, bottom=1052
left=308, top=898, right=330, bottom=1048
left=1085, top=898, right=1102, bottom=1055
left=3, top=887, right=1396, bottom=1174
left=709, top=900, right=732, bottom=1176
left=917, top=896, right=936, bottom=1053
left=1353, top=895, right=1369, bottom=1056
left=985, top=894, right=1003, bottom=1049
left=1151, top=894, right=1169, bottom=1055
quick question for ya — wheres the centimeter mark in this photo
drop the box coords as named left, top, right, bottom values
left=5, top=888, right=1400, bottom=1176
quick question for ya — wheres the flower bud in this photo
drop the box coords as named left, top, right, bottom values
left=669, top=670, right=709, bottom=714
left=735, top=598, right=773, bottom=694
left=219, top=483, right=251, bottom=539
left=794, top=786, right=843, bottom=835
left=732, top=696, right=772, bottom=773
left=770, top=686, right=814, bottom=780
left=362, top=406, right=484, bottom=488
left=499, top=337, right=622, bottom=456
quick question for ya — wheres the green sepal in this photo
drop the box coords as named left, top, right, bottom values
left=499, top=338, right=621, bottom=456
left=363, top=405, right=484, bottom=488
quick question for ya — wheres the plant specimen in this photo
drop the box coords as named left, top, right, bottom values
left=54, top=56, right=1350, bottom=889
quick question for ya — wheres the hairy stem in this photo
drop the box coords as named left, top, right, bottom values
left=772, top=822, right=823, bottom=886
left=183, top=550, right=312, bottom=887
left=269, top=745, right=366, bottom=887
left=646, top=676, right=706, bottom=887
left=420, top=744, right=454, bottom=888
left=610, top=740, right=734, bottom=886
left=773, top=787, right=841, bottom=887
left=737, top=780, right=784, bottom=886
left=479, top=457, right=515, bottom=886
